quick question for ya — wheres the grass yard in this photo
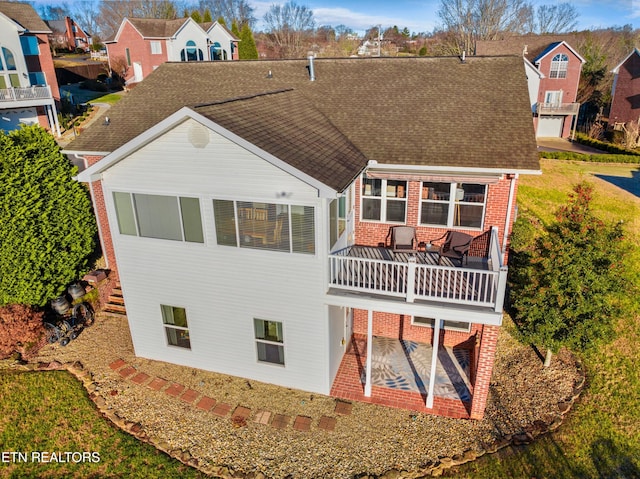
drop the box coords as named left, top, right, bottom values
left=91, top=92, right=124, bottom=106
left=446, top=159, right=640, bottom=478
left=0, top=370, right=207, bottom=479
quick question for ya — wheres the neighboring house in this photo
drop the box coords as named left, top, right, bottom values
left=66, top=57, right=539, bottom=420
left=46, top=16, right=92, bottom=52
left=0, top=1, right=60, bottom=136
left=609, top=48, right=640, bottom=127
left=477, top=37, right=584, bottom=138
left=105, top=18, right=239, bottom=85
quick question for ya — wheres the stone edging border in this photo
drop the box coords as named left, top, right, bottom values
left=15, top=356, right=585, bottom=479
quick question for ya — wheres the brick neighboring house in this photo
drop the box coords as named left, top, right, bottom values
left=0, top=1, right=60, bottom=136
left=609, top=48, right=640, bottom=128
left=46, top=16, right=92, bottom=52
left=477, top=36, right=584, bottom=138
left=105, top=17, right=239, bottom=85
left=66, top=57, right=539, bottom=420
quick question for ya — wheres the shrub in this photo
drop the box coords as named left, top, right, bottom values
left=0, top=304, right=45, bottom=360
left=574, top=132, right=640, bottom=156
left=0, top=126, right=97, bottom=306
left=539, top=151, right=640, bottom=163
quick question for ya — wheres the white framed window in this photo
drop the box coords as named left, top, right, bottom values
left=329, top=196, right=346, bottom=249
left=361, top=177, right=407, bottom=223
left=212, top=199, right=315, bottom=254
left=412, top=316, right=471, bottom=333
left=420, top=182, right=486, bottom=229
left=549, top=54, right=568, bottom=79
left=161, top=305, right=191, bottom=348
left=254, top=319, right=284, bottom=365
left=150, top=41, right=162, bottom=54
left=544, top=90, right=562, bottom=105
left=112, top=192, right=204, bottom=243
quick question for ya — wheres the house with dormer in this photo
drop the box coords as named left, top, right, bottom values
left=609, top=48, right=640, bottom=128
left=477, top=36, right=584, bottom=138
left=106, top=17, right=239, bottom=85
left=65, top=56, right=539, bottom=420
left=0, top=1, right=60, bottom=136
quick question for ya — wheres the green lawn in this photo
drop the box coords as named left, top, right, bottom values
left=446, top=159, right=640, bottom=478
left=0, top=370, right=208, bottom=479
left=90, top=92, right=124, bottom=106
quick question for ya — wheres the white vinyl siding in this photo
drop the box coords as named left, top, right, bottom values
left=101, top=119, right=329, bottom=394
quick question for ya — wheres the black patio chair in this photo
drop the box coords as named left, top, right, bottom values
left=432, top=231, right=473, bottom=266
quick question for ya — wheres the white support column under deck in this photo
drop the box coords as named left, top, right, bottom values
left=426, top=319, right=442, bottom=408
left=364, top=309, right=373, bottom=397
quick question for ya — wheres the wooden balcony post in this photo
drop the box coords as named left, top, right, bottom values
left=406, top=256, right=416, bottom=303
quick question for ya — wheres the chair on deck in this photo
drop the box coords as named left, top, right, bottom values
left=432, top=231, right=473, bottom=266
left=387, top=226, right=418, bottom=252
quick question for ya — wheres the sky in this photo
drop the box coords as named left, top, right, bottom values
left=252, top=0, right=639, bottom=35
left=29, top=0, right=639, bottom=35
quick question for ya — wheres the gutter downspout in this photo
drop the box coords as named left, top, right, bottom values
left=502, top=173, right=518, bottom=264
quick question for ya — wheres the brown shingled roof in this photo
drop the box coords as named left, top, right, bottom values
left=66, top=56, right=539, bottom=188
left=0, top=1, right=51, bottom=32
left=476, top=33, right=585, bottom=60
left=127, top=17, right=194, bottom=38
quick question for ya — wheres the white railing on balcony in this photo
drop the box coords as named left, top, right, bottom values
left=535, top=102, right=580, bottom=115
left=328, top=228, right=508, bottom=312
left=0, top=86, right=52, bottom=103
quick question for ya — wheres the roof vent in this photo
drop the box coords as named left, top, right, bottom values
left=307, top=55, right=316, bottom=81
left=266, top=70, right=273, bottom=79
left=460, top=51, right=466, bottom=63
left=103, top=116, right=110, bottom=126
left=523, top=45, right=528, bottom=56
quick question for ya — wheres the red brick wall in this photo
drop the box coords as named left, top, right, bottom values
left=536, top=43, right=582, bottom=138
left=469, top=324, right=499, bottom=419
left=352, top=309, right=481, bottom=348
left=353, top=175, right=517, bottom=253
left=107, top=21, right=168, bottom=83
left=34, top=33, right=60, bottom=101
left=84, top=155, right=118, bottom=274
left=609, top=52, right=640, bottom=125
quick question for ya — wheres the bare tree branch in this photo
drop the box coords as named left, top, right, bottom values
left=263, top=1, right=315, bottom=58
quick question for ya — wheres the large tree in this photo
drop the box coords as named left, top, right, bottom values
left=263, top=1, right=315, bottom=58
left=437, top=0, right=531, bottom=54
left=0, top=126, right=97, bottom=307
left=199, top=0, right=256, bottom=28
left=239, top=22, right=259, bottom=59
left=97, top=0, right=180, bottom=39
left=510, top=183, right=625, bottom=366
left=526, top=2, right=578, bottom=34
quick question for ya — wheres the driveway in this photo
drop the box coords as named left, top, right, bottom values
left=537, top=137, right=607, bottom=154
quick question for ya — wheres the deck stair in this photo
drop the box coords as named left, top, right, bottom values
left=103, top=281, right=127, bottom=318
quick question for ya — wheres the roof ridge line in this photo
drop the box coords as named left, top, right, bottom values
left=193, top=88, right=295, bottom=108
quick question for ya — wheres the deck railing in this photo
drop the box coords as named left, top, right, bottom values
left=0, top=86, right=52, bottom=103
left=328, top=228, right=508, bottom=312
left=535, top=102, right=580, bottom=115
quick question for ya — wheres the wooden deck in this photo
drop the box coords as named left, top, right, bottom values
left=328, top=245, right=506, bottom=310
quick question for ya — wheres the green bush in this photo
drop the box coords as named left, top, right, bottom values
left=539, top=150, right=640, bottom=163
left=574, top=132, right=640, bottom=156
left=0, top=126, right=97, bottom=306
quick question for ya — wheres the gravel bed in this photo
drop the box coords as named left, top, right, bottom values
left=30, top=314, right=580, bottom=478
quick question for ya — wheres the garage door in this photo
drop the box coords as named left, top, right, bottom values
left=0, top=108, right=38, bottom=133
left=537, top=116, right=564, bottom=137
